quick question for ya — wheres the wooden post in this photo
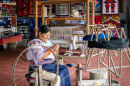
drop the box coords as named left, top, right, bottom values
left=107, top=27, right=111, bottom=86
left=35, top=73, right=38, bottom=86
left=108, top=50, right=111, bottom=86
left=35, top=1, right=38, bottom=38
left=45, top=20, right=47, bottom=25
left=85, top=48, right=90, bottom=72
left=38, top=65, right=43, bottom=86
left=42, top=5, right=45, bottom=25
left=86, top=0, right=89, bottom=35
left=48, top=5, right=52, bottom=26
left=49, top=5, right=52, bottom=18
left=122, top=27, right=126, bottom=38
left=15, top=16, right=17, bottom=32
left=91, top=2, right=95, bottom=25
left=57, top=57, right=63, bottom=65
left=119, top=49, right=122, bottom=76
left=98, top=49, right=100, bottom=69
left=76, top=64, right=82, bottom=86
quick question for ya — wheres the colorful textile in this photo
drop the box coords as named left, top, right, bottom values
left=27, top=39, right=55, bottom=64
left=30, top=59, right=54, bottom=66
left=102, top=0, right=119, bottom=15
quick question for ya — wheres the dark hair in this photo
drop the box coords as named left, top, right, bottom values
left=39, top=25, right=50, bottom=33
left=38, top=25, right=51, bottom=37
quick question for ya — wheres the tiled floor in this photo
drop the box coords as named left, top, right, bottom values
left=0, top=47, right=130, bottom=86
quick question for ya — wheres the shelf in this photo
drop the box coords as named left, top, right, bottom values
left=45, top=17, right=87, bottom=20
left=1, top=2, right=16, bottom=5
left=29, top=15, right=42, bottom=17
left=38, top=0, right=98, bottom=5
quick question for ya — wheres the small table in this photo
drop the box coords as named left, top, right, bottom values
left=0, top=34, right=22, bottom=45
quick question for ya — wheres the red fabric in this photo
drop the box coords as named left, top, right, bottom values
left=29, top=0, right=41, bottom=15
left=0, top=34, right=22, bottom=45
left=17, top=0, right=29, bottom=16
left=89, top=16, right=102, bottom=24
left=0, top=39, right=3, bottom=44
left=105, top=4, right=109, bottom=7
left=103, top=20, right=120, bottom=37
left=17, top=0, right=23, bottom=16
left=95, top=16, right=102, bottom=24
left=111, top=8, right=115, bottom=12
left=111, top=4, right=115, bottom=7
left=29, top=78, right=35, bottom=81
left=2, top=4, right=10, bottom=14
left=25, top=74, right=35, bottom=82
left=105, top=0, right=116, bottom=3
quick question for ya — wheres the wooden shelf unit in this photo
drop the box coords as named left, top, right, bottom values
left=34, top=0, right=99, bottom=37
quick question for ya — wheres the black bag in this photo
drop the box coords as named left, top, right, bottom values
left=88, top=37, right=129, bottom=50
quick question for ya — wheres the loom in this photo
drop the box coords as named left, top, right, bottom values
left=50, top=26, right=85, bottom=50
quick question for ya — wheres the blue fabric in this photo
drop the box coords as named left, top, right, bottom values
left=42, top=62, right=72, bottom=86
left=83, top=34, right=113, bottom=41
left=26, top=62, right=72, bottom=86
left=66, top=64, right=73, bottom=67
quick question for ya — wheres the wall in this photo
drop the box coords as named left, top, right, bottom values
left=123, top=0, right=130, bottom=17
left=123, top=0, right=130, bottom=40
left=120, top=0, right=130, bottom=19
left=120, top=0, right=130, bottom=39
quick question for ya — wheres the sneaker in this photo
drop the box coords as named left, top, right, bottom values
left=64, top=53, right=68, bottom=56
left=80, top=54, right=85, bottom=57
left=68, top=53, right=72, bottom=56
